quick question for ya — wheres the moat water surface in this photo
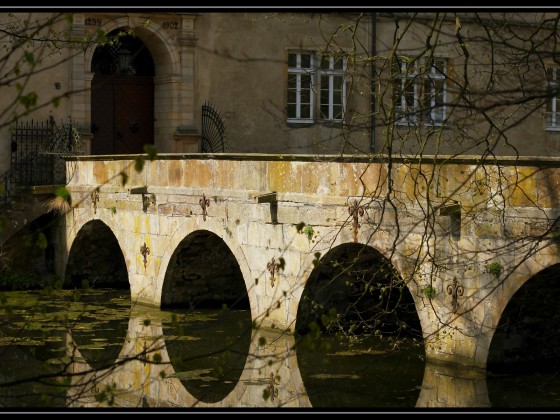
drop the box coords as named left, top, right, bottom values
left=0, top=289, right=559, bottom=412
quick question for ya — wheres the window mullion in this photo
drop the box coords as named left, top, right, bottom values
left=329, top=74, right=334, bottom=119
left=553, top=69, right=556, bottom=115
left=296, top=73, right=302, bottom=119
left=298, top=54, right=302, bottom=120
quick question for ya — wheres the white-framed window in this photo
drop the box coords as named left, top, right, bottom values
left=393, top=58, right=418, bottom=125
left=320, top=54, right=346, bottom=121
left=393, top=56, right=447, bottom=126
left=546, top=67, right=560, bottom=130
left=422, top=57, right=447, bottom=125
left=287, top=50, right=347, bottom=124
left=287, top=51, right=315, bottom=123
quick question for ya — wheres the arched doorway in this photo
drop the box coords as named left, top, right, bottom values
left=90, top=29, right=155, bottom=155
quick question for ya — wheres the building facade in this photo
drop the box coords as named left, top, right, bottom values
left=1, top=11, right=560, bottom=176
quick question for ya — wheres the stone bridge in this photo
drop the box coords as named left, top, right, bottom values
left=55, top=153, right=560, bottom=371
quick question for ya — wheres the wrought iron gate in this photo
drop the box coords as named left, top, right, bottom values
left=201, top=102, right=227, bottom=153
left=1, top=118, right=83, bottom=207
left=10, top=119, right=55, bottom=186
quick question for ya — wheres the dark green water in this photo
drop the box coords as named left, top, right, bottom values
left=0, top=288, right=559, bottom=411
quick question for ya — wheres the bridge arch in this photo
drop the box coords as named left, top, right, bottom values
left=486, top=247, right=560, bottom=370
left=490, top=245, right=560, bottom=327
left=160, top=229, right=249, bottom=310
left=157, top=217, right=254, bottom=316
left=294, top=241, right=422, bottom=341
left=64, top=218, right=129, bottom=290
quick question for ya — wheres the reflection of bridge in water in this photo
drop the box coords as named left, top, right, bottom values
left=66, top=306, right=312, bottom=408
left=65, top=305, right=490, bottom=409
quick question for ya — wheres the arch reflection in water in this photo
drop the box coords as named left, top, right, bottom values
left=67, top=290, right=130, bottom=372
left=416, top=362, right=490, bottom=408
left=5, top=289, right=560, bottom=408
left=65, top=302, right=490, bottom=409
left=0, top=289, right=130, bottom=408
left=67, top=304, right=311, bottom=408
left=162, top=307, right=252, bottom=404
left=296, top=333, right=425, bottom=408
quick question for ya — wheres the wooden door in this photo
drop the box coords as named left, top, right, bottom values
left=91, top=75, right=154, bottom=155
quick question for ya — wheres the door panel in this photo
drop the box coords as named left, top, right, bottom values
left=91, top=76, right=114, bottom=155
left=114, top=77, right=154, bottom=155
left=91, top=75, right=154, bottom=155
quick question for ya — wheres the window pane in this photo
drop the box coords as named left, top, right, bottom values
left=288, top=53, right=297, bottom=68
left=423, top=79, right=433, bottom=107
left=404, top=61, right=415, bottom=76
left=333, top=90, right=342, bottom=104
left=321, top=88, right=329, bottom=105
left=288, top=74, right=297, bottom=89
left=301, top=54, right=311, bottom=68
left=333, top=56, right=344, bottom=70
left=433, top=107, right=443, bottom=123
left=333, top=105, right=343, bottom=119
left=393, top=79, right=403, bottom=103
left=301, top=104, right=311, bottom=119
left=320, top=104, right=329, bottom=119
left=320, top=75, right=330, bottom=106
left=321, top=55, right=330, bottom=69
left=405, top=80, right=415, bottom=108
left=434, top=80, right=444, bottom=107
left=287, top=103, right=296, bottom=118
left=432, top=59, right=445, bottom=75
left=301, top=88, right=312, bottom=103
left=288, top=89, right=296, bottom=103
left=301, top=74, right=312, bottom=88
left=548, top=69, right=558, bottom=120
left=333, top=75, right=343, bottom=90
left=547, top=68, right=555, bottom=83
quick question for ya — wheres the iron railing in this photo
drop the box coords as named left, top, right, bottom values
left=0, top=118, right=83, bottom=208
left=201, top=102, right=227, bottom=153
